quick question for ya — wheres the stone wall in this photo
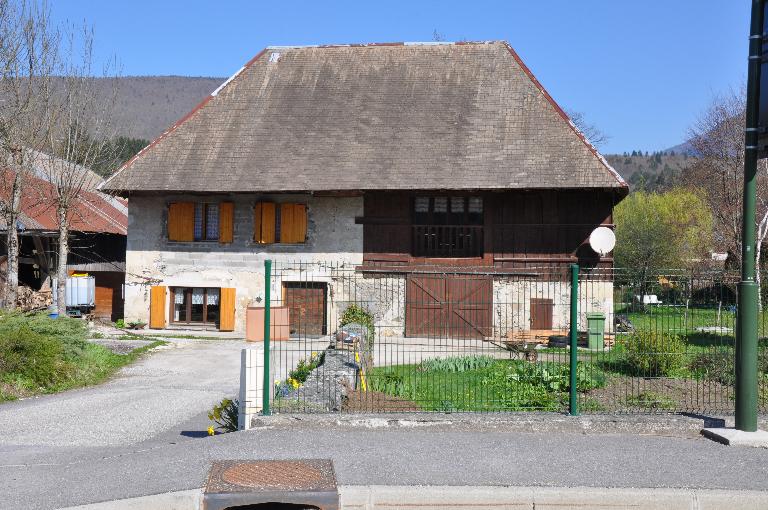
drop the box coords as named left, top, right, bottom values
left=124, top=194, right=363, bottom=332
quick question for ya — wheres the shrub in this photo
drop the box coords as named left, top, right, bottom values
left=339, top=304, right=375, bottom=340
left=115, top=319, right=125, bottom=329
left=288, top=351, right=325, bottom=384
left=0, top=326, right=70, bottom=387
left=208, top=398, right=239, bottom=433
left=419, top=355, right=495, bottom=373
left=0, top=312, right=88, bottom=361
left=619, top=330, right=685, bottom=377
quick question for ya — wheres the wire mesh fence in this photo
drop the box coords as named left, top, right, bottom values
left=263, top=261, right=768, bottom=415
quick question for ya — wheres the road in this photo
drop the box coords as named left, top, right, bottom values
left=0, top=339, right=246, bottom=448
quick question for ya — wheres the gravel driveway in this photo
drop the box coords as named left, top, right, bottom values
left=0, top=339, right=247, bottom=448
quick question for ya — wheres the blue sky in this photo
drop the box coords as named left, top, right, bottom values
left=50, top=1, right=749, bottom=154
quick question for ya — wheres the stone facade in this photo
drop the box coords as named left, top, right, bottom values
left=124, top=194, right=363, bottom=332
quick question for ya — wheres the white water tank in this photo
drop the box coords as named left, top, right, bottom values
left=65, top=276, right=95, bottom=308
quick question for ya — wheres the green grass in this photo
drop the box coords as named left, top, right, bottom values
left=0, top=312, right=164, bottom=403
left=368, top=356, right=607, bottom=412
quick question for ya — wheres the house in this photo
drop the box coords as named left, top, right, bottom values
left=0, top=153, right=128, bottom=320
left=101, top=41, right=627, bottom=336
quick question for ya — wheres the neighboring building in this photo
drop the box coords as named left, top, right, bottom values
left=0, top=160, right=127, bottom=320
left=102, top=41, right=627, bottom=335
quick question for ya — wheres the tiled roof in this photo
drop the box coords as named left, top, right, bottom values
left=102, top=41, right=626, bottom=194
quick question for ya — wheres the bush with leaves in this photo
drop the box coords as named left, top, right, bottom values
left=618, top=330, right=685, bottom=377
left=208, top=398, right=239, bottom=433
left=0, top=326, right=71, bottom=387
left=339, top=304, right=375, bottom=341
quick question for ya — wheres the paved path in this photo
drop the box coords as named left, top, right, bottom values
left=0, top=339, right=246, bottom=448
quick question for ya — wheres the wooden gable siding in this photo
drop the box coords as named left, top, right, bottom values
left=361, top=190, right=615, bottom=269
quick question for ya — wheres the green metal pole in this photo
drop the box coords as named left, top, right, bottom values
left=736, top=0, right=763, bottom=432
left=262, top=259, right=272, bottom=416
left=569, top=263, right=579, bottom=416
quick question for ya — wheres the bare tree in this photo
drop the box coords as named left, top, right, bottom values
left=43, top=25, right=119, bottom=316
left=0, top=0, right=58, bottom=308
left=567, top=110, right=610, bottom=149
left=686, top=88, right=768, bottom=304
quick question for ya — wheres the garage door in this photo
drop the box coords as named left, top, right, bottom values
left=283, top=282, right=327, bottom=336
left=406, top=275, right=492, bottom=339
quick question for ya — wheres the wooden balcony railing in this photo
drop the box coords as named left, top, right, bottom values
left=412, top=225, right=483, bottom=258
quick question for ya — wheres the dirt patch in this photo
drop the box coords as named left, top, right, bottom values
left=343, top=390, right=420, bottom=412
left=585, top=376, right=735, bottom=413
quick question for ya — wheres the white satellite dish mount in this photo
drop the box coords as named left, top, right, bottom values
left=588, top=226, right=616, bottom=256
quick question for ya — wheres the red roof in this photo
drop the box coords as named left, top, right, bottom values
left=1, top=169, right=127, bottom=235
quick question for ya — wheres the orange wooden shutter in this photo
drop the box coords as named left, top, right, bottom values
left=149, top=286, right=167, bottom=329
left=219, top=287, right=236, bottom=331
left=219, top=202, right=234, bottom=243
left=254, top=202, right=276, bottom=244
left=280, top=203, right=307, bottom=243
left=167, top=202, right=195, bottom=241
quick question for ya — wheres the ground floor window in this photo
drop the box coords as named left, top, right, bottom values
left=171, top=287, right=220, bottom=324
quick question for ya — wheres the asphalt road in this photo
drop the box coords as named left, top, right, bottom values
left=1, top=417, right=767, bottom=509
left=0, top=339, right=246, bottom=448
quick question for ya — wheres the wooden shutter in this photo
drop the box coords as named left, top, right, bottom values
left=219, top=287, right=236, bottom=331
left=280, top=203, right=307, bottom=243
left=254, top=202, right=276, bottom=244
left=219, top=202, right=234, bottom=243
left=149, top=286, right=167, bottom=329
left=167, top=202, right=195, bottom=241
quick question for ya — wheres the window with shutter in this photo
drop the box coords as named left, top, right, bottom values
left=254, top=202, right=306, bottom=244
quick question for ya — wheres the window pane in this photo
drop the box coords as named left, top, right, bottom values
left=433, top=197, right=448, bottom=213
left=414, top=197, right=429, bottom=213
left=450, top=197, right=465, bottom=213
left=190, top=288, right=205, bottom=322
left=206, top=204, right=219, bottom=240
left=206, top=289, right=220, bottom=324
left=173, top=288, right=187, bottom=322
left=468, top=197, right=483, bottom=213
left=194, top=204, right=204, bottom=240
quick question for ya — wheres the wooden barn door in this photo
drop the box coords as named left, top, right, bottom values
left=283, top=282, right=327, bottom=336
left=406, top=275, right=492, bottom=339
left=530, top=298, right=553, bottom=330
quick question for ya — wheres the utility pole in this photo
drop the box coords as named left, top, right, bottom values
left=736, top=0, right=763, bottom=432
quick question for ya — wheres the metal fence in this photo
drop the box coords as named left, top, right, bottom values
left=262, top=261, right=768, bottom=415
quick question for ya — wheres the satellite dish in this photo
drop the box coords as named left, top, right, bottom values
left=589, top=227, right=616, bottom=256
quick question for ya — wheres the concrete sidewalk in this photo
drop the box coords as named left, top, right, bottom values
left=62, top=486, right=768, bottom=510
left=2, top=414, right=767, bottom=509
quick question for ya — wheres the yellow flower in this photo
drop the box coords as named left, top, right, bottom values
left=288, top=377, right=300, bottom=389
left=311, top=351, right=318, bottom=358
left=207, top=426, right=215, bottom=436
left=275, top=380, right=281, bottom=386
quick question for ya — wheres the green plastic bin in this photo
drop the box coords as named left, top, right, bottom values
left=586, top=312, right=606, bottom=350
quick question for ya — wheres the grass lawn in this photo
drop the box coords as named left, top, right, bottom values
left=0, top=312, right=164, bottom=403
left=367, top=356, right=606, bottom=412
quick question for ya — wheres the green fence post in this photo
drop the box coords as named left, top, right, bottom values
left=262, top=259, right=272, bottom=416
left=569, top=263, right=579, bottom=416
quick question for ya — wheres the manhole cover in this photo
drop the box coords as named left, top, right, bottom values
left=204, top=459, right=339, bottom=510
left=220, top=460, right=326, bottom=489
